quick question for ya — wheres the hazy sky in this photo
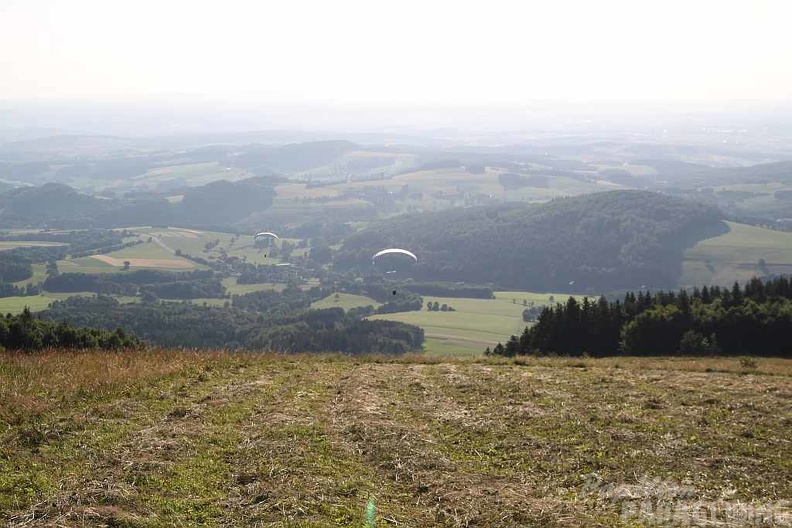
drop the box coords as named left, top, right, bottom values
left=1, top=0, right=790, bottom=104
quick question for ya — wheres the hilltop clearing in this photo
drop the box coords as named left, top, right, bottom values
left=1, top=351, right=789, bottom=527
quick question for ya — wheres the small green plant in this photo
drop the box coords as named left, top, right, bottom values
left=738, top=356, right=758, bottom=370
left=365, top=499, right=376, bottom=527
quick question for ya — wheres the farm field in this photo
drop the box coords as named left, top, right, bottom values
left=134, top=162, right=249, bottom=189
left=273, top=167, right=622, bottom=216
left=0, top=292, right=93, bottom=314
left=681, top=221, right=792, bottom=287
left=372, top=292, right=582, bottom=355
left=311, top=292, right=381, bottom=311
left=11, top=263, right=47, bottom=288
left=0, top=351, right=789, bottom=527
left=128, top=227, right=294, bottom=266
left=221, top=277, right=286, bottom=295
left=0, top=241, right=66, bottom=250
left=0, top=293, right=141, bottom=314
left=57, top=240, right=199, bottom=273
left=371, top=295, right=529, bottom=355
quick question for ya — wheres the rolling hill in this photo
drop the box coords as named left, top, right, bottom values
left=336, top=191, right=726, bottom=293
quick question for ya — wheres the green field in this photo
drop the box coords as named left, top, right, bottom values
left=371, top=292, right=587, bottom=356
left=55, top=239, right=198, bottom=273
left=134, top=162, right=249, bottom=189
left=311, top=293, right=380, bottom=311
left=371, top=295, right=530, bottom=355
left=272, top=167, right=619, bottom=218
left=127, top=227, right=293, bottom=266
left=106, top=241, right=189, bottom=261
left=0, top=241, right=66, bottom=250
left=681, top=221, right=792, bottom=287
left=0, top=292, right=93, bottom=314
left=56, top=257, right=123, bottom=274
left=160, top=298, right=228, bottom=307
left=12, top=263, right=47, bottom=288
left=1, top=351, right=789, bottom=527
left=494, top=290, right=582, bottom=304
left=221, top=277, right=284, bottom=295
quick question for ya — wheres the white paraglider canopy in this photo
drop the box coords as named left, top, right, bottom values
left=254, top=231, right=279, bottom=240
left=371, top=248, right=418, bottom=263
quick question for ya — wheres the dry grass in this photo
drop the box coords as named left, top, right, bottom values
left=1, top=351, right=790, bottom=526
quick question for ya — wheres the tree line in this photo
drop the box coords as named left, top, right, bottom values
left=40, top=283, right=425, bottom=354
left=42, top=270, right=224, bottom=300
left=489, top=276, right=792, bottom=357
left=0, top=307, right=141, bottom=351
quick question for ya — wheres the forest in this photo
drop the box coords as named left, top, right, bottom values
left=335, top=190, right=726, bottom=292
left=42, top=270, right=225, bottom=299
left=490, top=276, right=792, bottom=357
left=0, top=307, right=140, bottom=351
left=39, top=281, right=424, bottom=354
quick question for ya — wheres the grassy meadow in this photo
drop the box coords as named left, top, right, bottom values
left=681, top=221, right=792, bottom=287
left=372, top=292, right=578, bottom=355
left=0, top=293, right=91, bottom=314
left=372, top=296, right=529, bottom=355
left=0, top=351, right=789, bottom=527
left=311, top=292, right=381, bottom=311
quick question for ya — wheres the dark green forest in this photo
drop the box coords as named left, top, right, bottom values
left=39, top=281, right=425, bottom=354
left=42, top=270, right=225, bottom=299
left=0, top=307, right=140, bottom=351
left=490, top=276, right=792, bottom=358
left=335, top=191, right=726, bottom=292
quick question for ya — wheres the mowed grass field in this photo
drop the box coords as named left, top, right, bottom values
left=372, top=292, right=579, bottom=356
left=0, top=241, right=66, bottom=250
left=681, top=221, right=792, bottom=287
left=0, top=293, right=91, bottom=314
left=311, top=292, right=381, bottom=311
left=371, top=296, right=527, bottom=355
left=57, top=239, right=199, bottom=273
left=0, top=351, right=789, bottom=527
left=0, top=294, right=140, bottom=315
left=128, top=227, right=293, bottom=266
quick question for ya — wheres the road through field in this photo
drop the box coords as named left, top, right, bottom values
left=151, top=234, right=176, bottom=254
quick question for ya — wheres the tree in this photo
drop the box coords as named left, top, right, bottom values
left=45, top=259, right=59, bottom=276
left=309, top=240, right=332, bottom=265
left=678, top=330, right=721, bottom=355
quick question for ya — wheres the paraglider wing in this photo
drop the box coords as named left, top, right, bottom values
left=254, top=232, right=279, bottom=240
left=371, top=248, right=418, bottom=263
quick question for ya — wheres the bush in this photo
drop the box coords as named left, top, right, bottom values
left=678, top=330, right=721, bottom=355
left=738, top=356, right=758, bottom=369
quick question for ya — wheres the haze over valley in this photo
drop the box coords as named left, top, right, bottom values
left=1, top=1, right=791, bottom=526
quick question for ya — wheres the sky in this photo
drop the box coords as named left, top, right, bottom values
left=0, top=0, right=791, bottom=105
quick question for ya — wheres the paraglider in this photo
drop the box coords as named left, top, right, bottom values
left=371, top=248, right=417, bottom=263
left=253, top=231, right=279, bottom=258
